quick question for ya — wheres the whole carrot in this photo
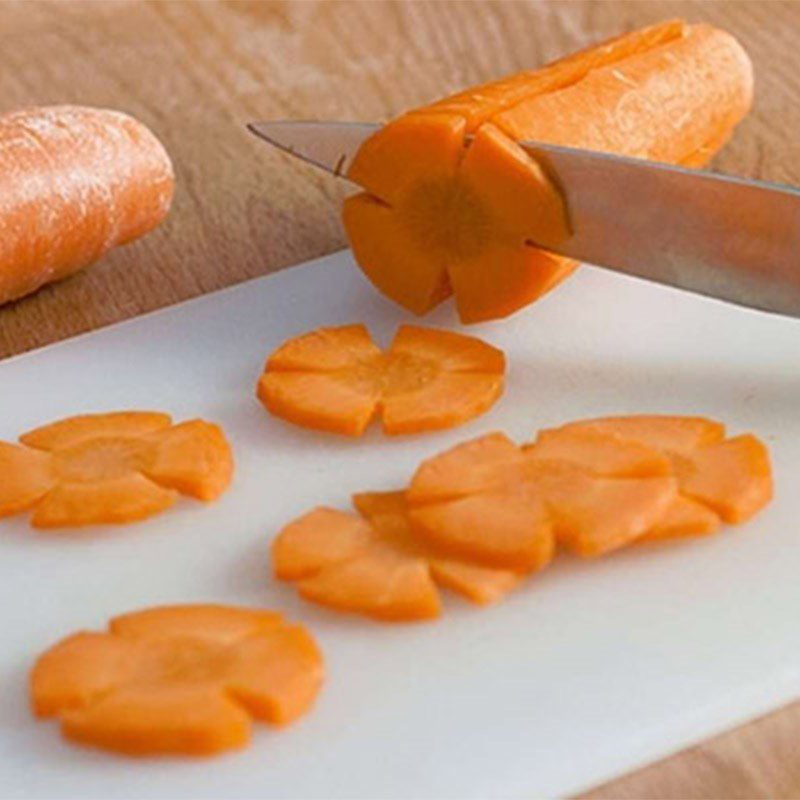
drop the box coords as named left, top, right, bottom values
left=0, top=105, right=174, bottom=305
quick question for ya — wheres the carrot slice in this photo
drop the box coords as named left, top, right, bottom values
left=31, top=605, right=323, bottom=756
left=274, top=490, right=525, bottom=620
left=20, top=412, right=172, bottom=451
left=407, top=416, right=771, bottom=565
left=345, top=22, right=752, bottom=322
left=257, top=324, right=505, bottom=436
left=672, top=434, right=773, bottom=523
left=2, top=412, right=233, bottom=529
left=139, top=420, right=234, bottom=501
left=0, top=441, right=56, bottom=517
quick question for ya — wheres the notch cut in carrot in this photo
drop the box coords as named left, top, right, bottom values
left=257, top=324, right=505, bottom=436
left=30, top=605, right=323, bottom=756
left=1, top=412, right=233, bottom=528
left=272, top=491, right=527, bottom=622
left=344, top=21, right=752, bottom=322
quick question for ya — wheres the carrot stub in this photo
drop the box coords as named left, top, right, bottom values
left=0, top=106, right=174, bottom=305
left=343, top=21, right=753, bottom=322
left=0, top=411, right=233, bottom=528
left=30, top=605, right=323, bottom=756
left=257, top=323, right=505, bottom=436
left=272, top=491, right=525, bottom=622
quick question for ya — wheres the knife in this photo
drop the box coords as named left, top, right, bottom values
left=248, top=120, right=800, bottom=318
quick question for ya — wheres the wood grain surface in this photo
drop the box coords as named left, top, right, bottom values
left=1, top=1, right=799, bottom=796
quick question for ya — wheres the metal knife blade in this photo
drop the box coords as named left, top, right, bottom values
left=248, top=120, right=800, bottom=318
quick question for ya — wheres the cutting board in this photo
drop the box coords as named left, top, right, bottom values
left=2, top=250, right=799, bottom=799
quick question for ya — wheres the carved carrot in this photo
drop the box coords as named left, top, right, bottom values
left=0, top=412, right=232, bottom=528
left=258, top=324, right=505, bottom=436
left=343, top=21, right=753, bottom=322
left=31, top=605, right=323, bottom=756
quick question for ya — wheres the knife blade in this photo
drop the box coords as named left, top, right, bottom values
left=248, top=120, right=800, bottom=318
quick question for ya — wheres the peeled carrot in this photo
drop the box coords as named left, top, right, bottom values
left=0, top=411, right=233, bottom=528
left=0, top=106, right=173, bottom=305
left=408, top=416, right=771, bottom=566
left=30, top=605, right=323, bottom=756
left=257, top=323, right=505, bottom=436
left=272, top=491, right=524, bottom=622
left=343, top=21, right=753, bottom=322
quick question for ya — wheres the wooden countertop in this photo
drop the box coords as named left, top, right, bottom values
left=2, top=1, right=799, bottom=795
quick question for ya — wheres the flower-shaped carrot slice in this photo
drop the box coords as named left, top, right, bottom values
left=407, top=416, right=772, bottom=565
left=257, top=324, right=505, bottom=436
left=1, top=412, right=233, bottom=528
left=30, top=605, right=323, bottom=756
left=272, top=490, right=524, bottom=622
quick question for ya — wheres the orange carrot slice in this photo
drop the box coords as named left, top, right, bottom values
left=273, top=491, right=523, bottom=621
left=344, top=22, right=752, bottom=322
left=407, top=416, right=771, bottom=565
left=258, top=324, right=505, bottom=436
left=1, top=411, right=233, bottom=529
left=31, top=605, right=323, bottom=756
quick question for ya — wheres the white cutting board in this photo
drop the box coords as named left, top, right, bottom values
left=2, top=250, right=799, bottom=799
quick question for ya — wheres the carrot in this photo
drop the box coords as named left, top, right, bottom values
left=272, top=491, right=524, bottom=622
left=408, top=416, right=771, bottom=566
left=0, top=411, right=233, bottom=528
left=343, top=21, right=753, bottom=322
left=257, top=323, right=505, bottom=436
left=30, top=605, right=323, bottom=756
left=0, top=106, right=173, bottom=305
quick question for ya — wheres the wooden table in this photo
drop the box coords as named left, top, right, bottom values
left=2, top=1, right=799, bottom=796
